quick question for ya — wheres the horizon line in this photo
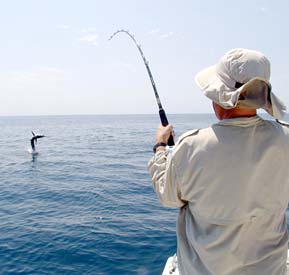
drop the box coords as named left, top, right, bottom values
left=0, top=112, right=216, bottom=118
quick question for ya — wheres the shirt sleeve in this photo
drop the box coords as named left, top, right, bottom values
left=147, top=149, right=185, bottom=208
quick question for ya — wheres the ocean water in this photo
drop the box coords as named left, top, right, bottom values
left=0, top=113, right=288, bottom=275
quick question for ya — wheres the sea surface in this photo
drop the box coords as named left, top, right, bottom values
left=0, top=113, right=288, bottom=275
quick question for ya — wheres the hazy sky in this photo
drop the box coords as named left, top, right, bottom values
left=0, top=0, right=289, bottom=115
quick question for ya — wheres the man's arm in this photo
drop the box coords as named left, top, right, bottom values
left=148, top=124, right=185, bottom=208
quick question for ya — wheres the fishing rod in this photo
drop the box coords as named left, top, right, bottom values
left=108, top=30, right=174, bottom=146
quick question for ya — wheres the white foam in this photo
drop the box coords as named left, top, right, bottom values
left=27, top=148, right=38, bottom=155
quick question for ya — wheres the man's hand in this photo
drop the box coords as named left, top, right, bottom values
left=155, top=124, right=174, bottom=144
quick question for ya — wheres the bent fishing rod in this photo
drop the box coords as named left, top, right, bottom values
left=108, top=30, right=174, bottom=146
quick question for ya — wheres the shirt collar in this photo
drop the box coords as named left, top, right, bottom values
left=216, top=115, right=264, bottom=127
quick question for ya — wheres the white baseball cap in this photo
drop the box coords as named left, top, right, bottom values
left=195, top=48, right=286, bottom=119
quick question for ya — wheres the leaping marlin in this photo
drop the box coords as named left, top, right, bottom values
left=31, top=131, right=45, bottom=151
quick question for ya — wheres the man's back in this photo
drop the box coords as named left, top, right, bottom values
left=174, top=117, right=289, bottom=223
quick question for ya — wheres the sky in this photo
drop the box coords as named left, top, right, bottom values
left=0, top=0, right=289, bottom=116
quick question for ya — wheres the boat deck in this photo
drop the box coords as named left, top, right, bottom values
left=162, top=252, right=289, bottom=275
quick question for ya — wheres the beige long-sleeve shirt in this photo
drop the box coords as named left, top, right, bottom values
left=148, top=116, right=289, bottom=275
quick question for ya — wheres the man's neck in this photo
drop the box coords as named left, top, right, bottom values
left=222, top=111, right=257, bottom=120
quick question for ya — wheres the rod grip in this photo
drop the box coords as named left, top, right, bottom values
left=159, top=109, right=175, bottom=146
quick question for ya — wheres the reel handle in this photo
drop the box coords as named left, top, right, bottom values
left=159, top=109, right=175, bottom=146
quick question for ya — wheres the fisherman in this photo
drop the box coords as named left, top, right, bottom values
left=148, top=48, right=289, bottom=275
left=30, top=131, right=45, bottom=152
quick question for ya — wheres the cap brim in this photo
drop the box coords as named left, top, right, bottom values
left=195, top=65, right=218, bottom=91
left=195, top=65, right=240, bottom=109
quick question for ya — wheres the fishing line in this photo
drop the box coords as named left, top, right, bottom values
left=108, top=29, right=174, bottom=146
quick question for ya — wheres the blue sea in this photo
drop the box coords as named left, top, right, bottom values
left=0, top=113, right=288, bottom=275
